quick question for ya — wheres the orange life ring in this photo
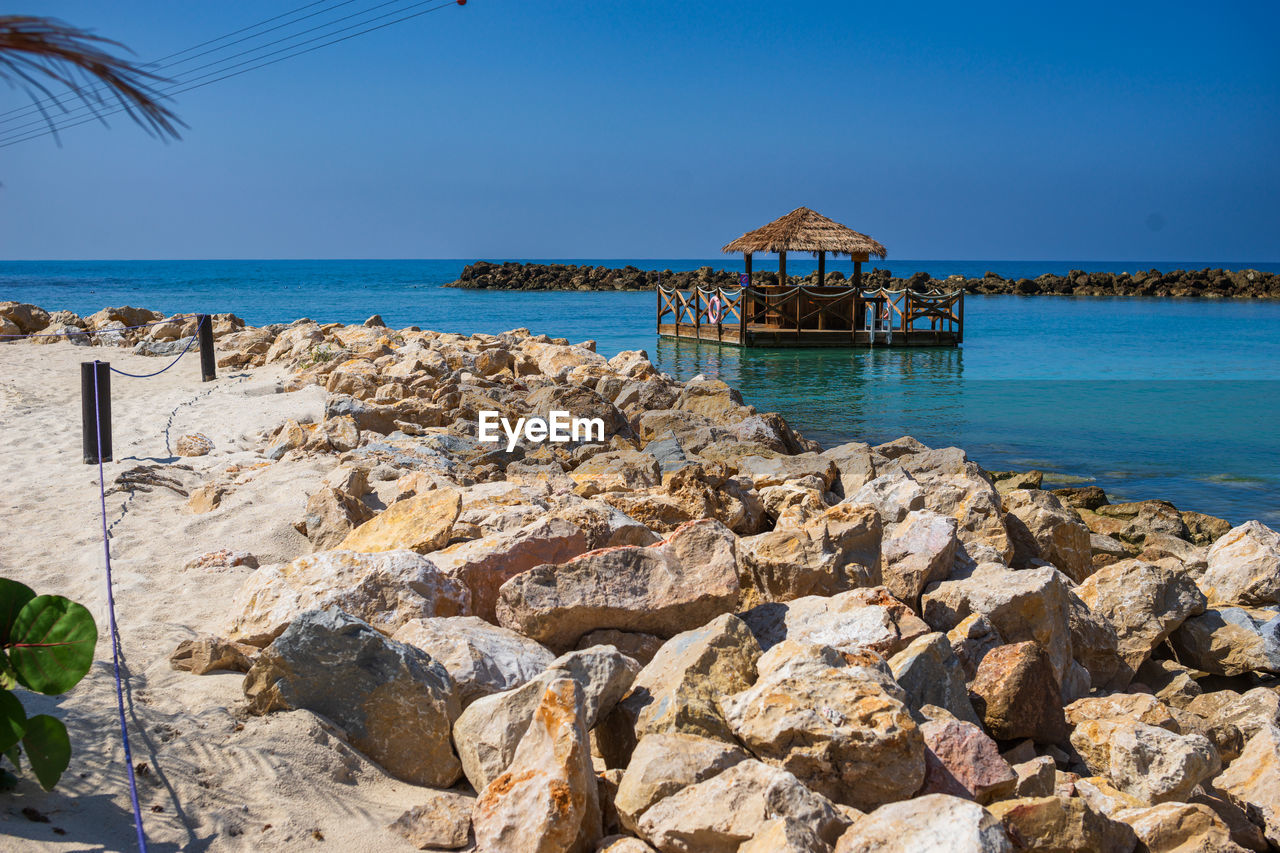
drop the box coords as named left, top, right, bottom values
left=707, top=295, right=723, bottom=324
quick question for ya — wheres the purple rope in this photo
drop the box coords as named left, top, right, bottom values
left=92, top=364, right=149, bottom=852
left=109, top=332, right=198, bottom=379
left=0, top=317, right=189, bottom=340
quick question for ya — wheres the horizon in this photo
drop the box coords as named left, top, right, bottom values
left=1, top=2, right=1278, bottom=261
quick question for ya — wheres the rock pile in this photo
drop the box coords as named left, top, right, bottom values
left=443, top=261, right=1280, bottom=299
left=7, top=300, right=1278, bottom=851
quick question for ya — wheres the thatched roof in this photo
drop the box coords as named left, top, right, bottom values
left=721, top=207, right=887, bottom=259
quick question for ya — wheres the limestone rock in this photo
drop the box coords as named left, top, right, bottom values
left=391, top=616, right=554, bottom=706
left=1213, top=724, right=1280, bottom=847
left=1065, top=693, right=1178, bottom=731
left=546, top=500, right=659, bottom=550
left=1076, top=559, right=1206, bottom=674
left=835, top=794, right=1015, bottom=853
left=948, top=614, right=1004, bottom=680
left=472, top=678, right=602, bottom=853
left=735, top=452, right=837, bottom=489
left=1199, top=521, right=1280, bottom=607
left=897, top=446, right=1013, bottom=561
left=889, top=632, right=981, bottom=725
left=576, top=629, right=664, bottom=667
left=431, top=517, right=589, bottom=621
left=1103, top=721, right=1222, bottom=805
left=919, top=718, right=1017, bottom=804
left=968, top=642, right=1068, bottom=744
left=986, top=796, right=1136, bottom=853
left=225, top=549, right=470, bottom=646
left=388, top=790, right=474, bottom=850
left=737, top=503, right=880, bottom=605
left=821, top=441, right=878, bottom=497
left=614, top=733, right=749, bottom=833
left=243, top=609, right=461, bottom=786
left=299, top=485, right=375, bottom=550
left=742, top=587, right=930, bottom=659
left=850, top=471, right=926, bottom=524
left=337, top=487, right=461, bottom=553
left=1002, top=488, right=1093, bottom=581
left=175, top=432, right=214, bottom=457
left=496, top=519, right=740, bottom=650
left=1170, top=606, right=1280, bottom=676
left=569, top=450, right=661, bottom=497
left=881, top=510, right=959, bottom=606
left=452, top=646, right=637, bottom=791
left=1116, top=802, right=1245, bottom=853
left=1012, top=756, right=1057, bottom=798
left=637, top=759, right=848, bottom=853
left=721, top=643, right=926, bottom=810
left=169, top=635, right=258, bottom=674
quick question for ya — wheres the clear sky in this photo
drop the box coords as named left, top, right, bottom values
left=1, top=1, right=1277, bottom=261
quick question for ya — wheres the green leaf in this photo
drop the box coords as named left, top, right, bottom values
left=0, top=691, right=25, bottom=754
left=3, top=744, right=18, bottom=769
left=21, top=715, right=70, bottom=791
left=0, top=579, right=36, bottom=645
left=8, top=596, right=97, bottom=695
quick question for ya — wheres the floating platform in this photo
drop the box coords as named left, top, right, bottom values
left=657, top=284, right=963, bottom=348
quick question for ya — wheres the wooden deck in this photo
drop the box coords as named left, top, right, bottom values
left=657, top=284, right=963, bottom=348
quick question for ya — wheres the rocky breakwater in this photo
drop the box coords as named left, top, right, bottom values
left=444, top=261, right=1280, bottom=298
left=7, top=299, right=1280, bottom=851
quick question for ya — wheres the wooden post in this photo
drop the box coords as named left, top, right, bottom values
left=817, top=251, right=825, bottom=287
left=198, top=314, right=216, bottom=382
left=694, top=286, right=701, bottom=336
left=743, top=253, right=753, bottom=344
left=81, top=361, right=112, bottom=464
left=854, top=259, right=862, bottom=290
left=957, top=288, right=965, bottom=343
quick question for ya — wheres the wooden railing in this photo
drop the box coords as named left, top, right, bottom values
left=657, top=285, right=746, bottom=340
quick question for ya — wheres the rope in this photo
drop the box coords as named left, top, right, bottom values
left=91, top=364, right=149, bottom=852
left=109, top=333, right=198, bottom=379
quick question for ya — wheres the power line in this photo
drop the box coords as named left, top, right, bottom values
left=0, top=0, right=361, bottom=125
left=0, top=0, right=463, bottom=149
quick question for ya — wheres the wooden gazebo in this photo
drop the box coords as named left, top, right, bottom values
left=656, top=207, right=963, bottom=347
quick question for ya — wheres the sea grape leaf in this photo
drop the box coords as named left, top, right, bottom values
left=0, top=578, right=36, bottom=645
left=8, top=595, right=97, bottom=695
left=0, top=690, right=25, bottom=754
left=21, top=715, right=70, bottom=791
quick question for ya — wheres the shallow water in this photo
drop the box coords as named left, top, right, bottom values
left=3, top=259, right=1278, bottom=524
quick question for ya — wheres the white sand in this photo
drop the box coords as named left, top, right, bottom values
left=0, top=343, right=431, bottom=851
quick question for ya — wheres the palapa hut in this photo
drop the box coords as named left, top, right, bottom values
left=721, top=206, right=887, bottom=289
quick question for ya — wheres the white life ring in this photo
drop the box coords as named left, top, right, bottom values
left=707, top=295, right=723, bottom=324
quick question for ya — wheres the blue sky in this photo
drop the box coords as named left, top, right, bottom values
left=1, top=1, right=1277, bottom=260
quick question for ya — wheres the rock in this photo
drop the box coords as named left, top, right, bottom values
left=225, top=549, right=470, bottom=646
left=922, top=565, right=1076, bottom=685
left=186, top=483, right=226, bottom=514
left=1182, top=511, right=1235, bottom=547
left=431, top=517, right=589, bottom=622
left=721, top=642, right=925, bottom=810
left=1011, top=756, right=1057, bottom=798
left=1213, top=724, right=1280, bottom=847
left=1186, top=688, right=1280, bottom=743
left=1053, top=485, right=1109, bottom=511
left=881, top=510, right=959, bottom=606
left=1002, top=489, right=1093, bottom=582
left=849, top=471, right=926, bottom=524
left=569, top=450, right=661, bottom=497
left=822, top=442, right=878, bottom=497
left=1199, top=521, right=1280, bottom=607
left=391, top=616, right=554, bottom=707
left=168, top=635, right=259, bottom=674
left=1067, top=592, right=1127, bottom=690
left=496, top=519, right=740, bottom=650
left=742, top=587, right=930, bottom=659
left=264, top=418, right=309, bottom=460
left=601, top=614, right=760, bottom=766
left=575, top=629, right=664, bottom=667
left=735, top=452, right=838, bottom=489
left=388, top=790, right=475, bottom=850
left=472, top=678, right=602, bottom=853
left=986, top=796, right=1136, bottom=853
left=991, top=470, right=1044, bottom=492
left=919, top=718, right=1017, bottom=804
left=1170, top=606, right=1280, bottom=676
left=1116, top=802, right=1245, bottom=853
left=736, top=504, right=880, bottom=605
left=299, top=485, right=376, bottom=550
left=1080, top=721, right=1221, bottom=805
left=323, top=463, right=371, bottom=497
left=614, top=733, right=749, bottom=834
left=1076, top=559, right=1206, bottom=675
left=968, top=642, right=1068, bottom=744
left=1065, top=693, right=1178, bottom=731
left=183, top=549, right=258, bottom=571
left=452, top=646, right=638, bottom=791
left=546, top=501, right=659, bottom=550
left=738, top=817, right=835, bottom=853
left=889, top=632, right=981, bottom=725
left=243, top=609, right=461, bottom=786
left=175, top=433, right=214, bottom=457
left=1190, top=789, right=1269, bottom=852
left=835, top=794, right=1014, bottom=853
left=897, top=446, right=1013, bottom=560
left=598, top=837, right=657, bottom=853
left=948, top=614, right=1004, bottom=680
left=637, top=759, right=848, bottom=853
left=337, top=487, right=461, bottom=553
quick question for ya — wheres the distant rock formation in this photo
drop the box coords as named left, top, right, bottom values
left=445, top=261, right=1280, bottom=298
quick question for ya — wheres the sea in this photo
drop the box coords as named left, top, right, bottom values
left=3, top=258, right=1279, bottom=526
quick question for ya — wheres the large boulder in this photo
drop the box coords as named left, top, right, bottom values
left=986, top=796, right=1136, bottom=853
left=896, top=446, right=1013, bottom=561
left=736, top=503, right=880, bottom=605
left=834, top=794, right=1015, bottom=853
left=1002, top=489, right=1093, bottom=582
left=452, top=646, right=637, bottom=791
left=1213, top=724, right=1280, bottom=847
left=880, top=510, right=959, bottom=606
left=889, top=632, right=981, bottom=725
left=243, top=609, right=461, bottom=786
left=1115, top=802, right=1244, bottom=853
left=1075, top=559, right=1206, bottom=674
left=569, top=450, right=661, bottom=497
left=968, top=642, right=1068, bottom=744
left=636, top=759, right=848, bottom=853
left=472, top=678, right=602, bottom=853
left=1105, top=722, right=1221, bottom=805
left=1170, top=606, right=1280, bottom=676
left=721, top=643, right=926, bottom=810
left=337, top=487, right=461, bottom=553
left=614, top=733, right=749, bottom=834
left=496, top=519, right=740, bottom=650
left=735, top=453, right=838, bottom=490
left=742, top=587, right=930, bottom=659
left=391, top=616, right=554, bottom=706
left=1199, top=521, right=1280, bottom=607
left=918, top=718, right=1017, bottom=804
left=225, top=549, right=470, bottom=646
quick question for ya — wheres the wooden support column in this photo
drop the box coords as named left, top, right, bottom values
left=778, top=251, right=788, bottom=330
left=741, top=253, right=751, bottom=345
left=854, top=259, right=862, bottom=289
left=817, top=251, right=825, bottom=287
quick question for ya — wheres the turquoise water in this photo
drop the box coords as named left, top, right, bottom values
left=3, top=259, right=1279, bottom=524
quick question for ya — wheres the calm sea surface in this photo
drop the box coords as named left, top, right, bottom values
left=3, top=259, right=1279, bottom=525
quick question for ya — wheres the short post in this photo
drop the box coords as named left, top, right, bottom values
left=198, top=314, right=216, bottom=382
left=81, top=361, right=112, bottom=464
